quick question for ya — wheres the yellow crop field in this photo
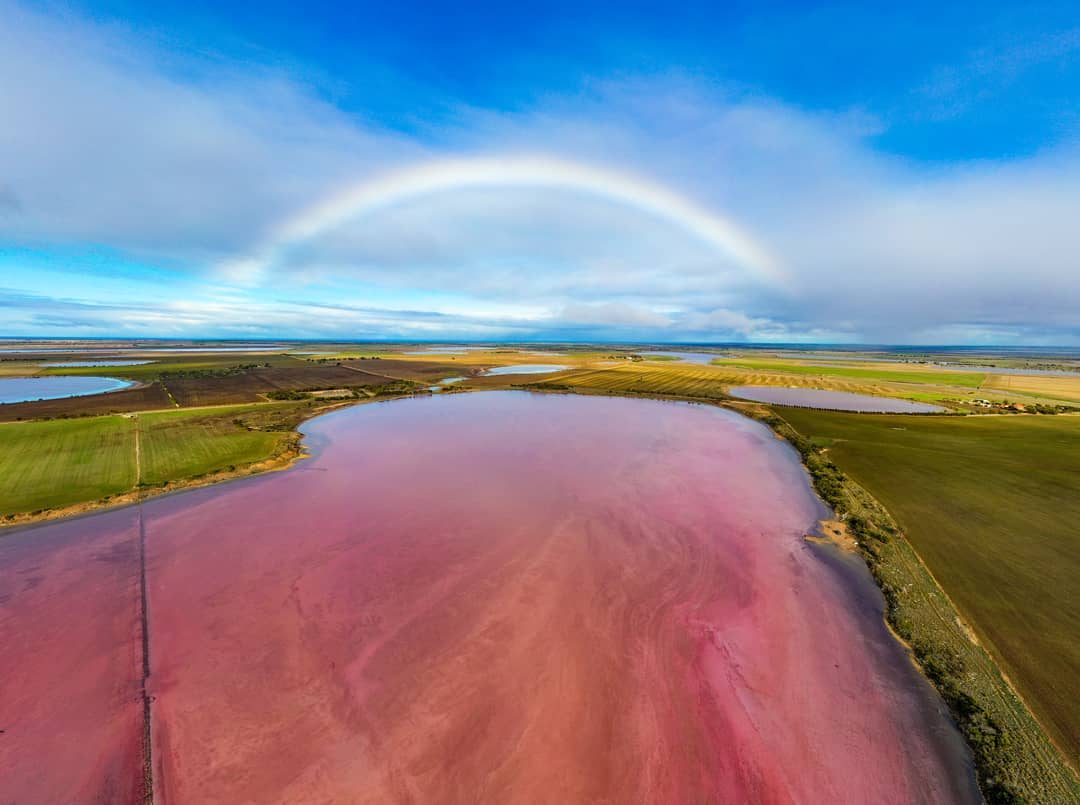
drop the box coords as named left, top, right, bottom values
left=981, top=373, right=1080, bottom=402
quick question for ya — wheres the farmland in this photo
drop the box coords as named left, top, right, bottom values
left=160, top=364, right=397, bottom=406
left=776, top=409, right=1080, bottom=766
left=0, top=416, right=137, bottom=516
left=0, top=352, right=466, bottom=418
left=533, top=361, right=963, bottom=404
left=0, top=401, right=315, bottom=520
left=138, top=404, right=309, bottom=485
left=0, top=345, right=551, bottom=520
left=982, top=372, right=1080, bottom=402
left=528, top=355, right=1080, bottom=409
left=710, top=357, right=990, bottom=387
left=0, top=381, right=174, bottom=421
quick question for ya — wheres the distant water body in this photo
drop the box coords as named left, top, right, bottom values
left=42, top=360, right=152, bottom=367
left=728, top=386, right=945, bottom=413
left=484, top=364, right=568, bottom=375
left=647, top=350, right=722, bottom=364
left=0, top=376, right=135, bottom=404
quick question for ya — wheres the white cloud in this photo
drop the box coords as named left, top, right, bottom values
left=0, top=2, right=1077, bottom=343
left=557, top=302, right=672, bottom=330
left=0, top=1, right=420, bottom=259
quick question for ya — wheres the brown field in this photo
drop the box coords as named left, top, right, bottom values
left=163, top=365, right=396, bottom=406
left=340, top=357, right=486, bottom=381
left=0, top=382, right=174, bottom=421
left=981, top=373, right=1080, bottom=402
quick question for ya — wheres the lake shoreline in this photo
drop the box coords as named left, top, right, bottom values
left=3, top=384, right=1075, bottom=801
left=0, top=389, right=983, bottom=802
left=0, top=374, right=143, bottom=405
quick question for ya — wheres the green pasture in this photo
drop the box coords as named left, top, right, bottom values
left=0, top=402, right=312, bottom=518
left=778, top=408, right=1080, bottom=763
left=138, top=405, right=296, bottom=484
left=0, top=416, right=137, bottom=516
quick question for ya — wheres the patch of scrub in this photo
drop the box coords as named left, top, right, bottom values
left=728, top=385, right=945, bottom=413
left=428, top=376, right=466, bottom=391
left=0, top=376, right=136, bottom=404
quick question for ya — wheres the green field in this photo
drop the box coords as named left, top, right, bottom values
left=0, top=402, right=313, bottom=519
left=138, top=405, right=297, bottom=484
left=0, top=417, right=137, bottom=516
left=777, top=409, right=1080, bottom=765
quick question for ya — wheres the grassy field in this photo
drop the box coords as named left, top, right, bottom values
left=777, top=409, right=1080, bottom=766
left=982, top=372, right=1080, bottom=402
left=0, top=416, right=137, bottom=516
left=0, top=402, right=315, bottom=520
left=137, top=405, right=301, bottom=484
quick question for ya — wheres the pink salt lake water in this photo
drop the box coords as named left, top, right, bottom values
left=0, top=391, right=979, bottom=803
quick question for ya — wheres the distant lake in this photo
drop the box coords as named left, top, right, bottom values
left=0, top=376, right=135, bottom=404
left=728, top=386, right=945, bottom=413
left=42, top=360, right=153, bottom=367
left=484, top=364, right=569, bottom=375
left=132, top=347, right=282, bottom=353
left=427, top=376, right=466, bottom=391
left=0, top=348, right=113, bottom=353
left=646, top=351, right=722, bottom=364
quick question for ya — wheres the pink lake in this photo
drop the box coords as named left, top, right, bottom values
left=0, top=391, right=979, bottom=803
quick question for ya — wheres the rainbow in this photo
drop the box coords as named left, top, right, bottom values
left=222, top=155, right=782, bottom=283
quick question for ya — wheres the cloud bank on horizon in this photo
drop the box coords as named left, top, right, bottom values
left=1, top=0, right=1078, bottom=344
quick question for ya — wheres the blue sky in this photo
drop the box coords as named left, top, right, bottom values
left=1, top=0, right=1078, bottom=342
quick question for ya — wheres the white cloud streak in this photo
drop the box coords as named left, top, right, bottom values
left=0, top=2, right=1077, bottom=343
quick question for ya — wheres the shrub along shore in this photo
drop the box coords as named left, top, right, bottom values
left=751, top=406, right=1079, bottom=804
